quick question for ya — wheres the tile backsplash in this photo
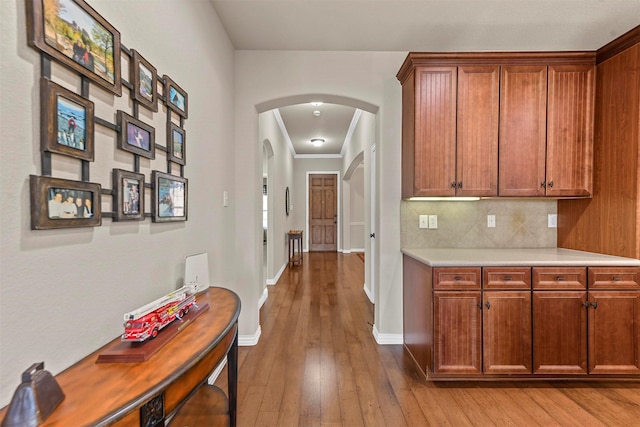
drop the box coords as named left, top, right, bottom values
left=401, top=200, right=557, bottom=248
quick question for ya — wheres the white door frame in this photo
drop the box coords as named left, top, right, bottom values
left=369, top=145, right=377, bottom=302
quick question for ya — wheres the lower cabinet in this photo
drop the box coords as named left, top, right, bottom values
left=402, top=256, right=640, bottom=380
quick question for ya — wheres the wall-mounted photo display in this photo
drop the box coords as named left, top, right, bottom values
left=30, top=175, right=101, bottom=229
left=152, top=171, right=187, bottom=223
left=26, top=0, right=122, bottom=96
left=116, top=110, right=155, bottom=159
left=167, top=122, right=186, bottom=165
left=112, top=169, right=145, bottom=221
left=40, top=78, right=95, bottom=161
left=130, top=49, right=158, bottom=112
left=163, top=75, right=188, bottom=119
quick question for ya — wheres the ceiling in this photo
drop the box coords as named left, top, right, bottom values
left=210, top=0, right=640, bottom=156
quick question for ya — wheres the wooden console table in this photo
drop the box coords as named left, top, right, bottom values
left=0, top=287, right=240, bottom=427
left=288, top=230, right=303, bottom=267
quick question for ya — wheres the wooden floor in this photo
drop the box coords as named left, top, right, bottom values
left=215, top=252, right=640, bottom=426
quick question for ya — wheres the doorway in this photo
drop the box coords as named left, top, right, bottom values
left=308, top=173, right=338, bottom=251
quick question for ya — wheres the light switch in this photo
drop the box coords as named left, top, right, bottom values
left=223, top=191, right=229, bottom=207
left=487, top=215, right=496, bottom=228
left=428, top=215, right=438, bottom=229
left=548, top=214, right=557, bottom=228
left=419, top=215, right=429, bottom=229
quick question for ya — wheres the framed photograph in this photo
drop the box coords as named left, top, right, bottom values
left=152, top=171, right=188, bottom=223
left=163, top=75, right=188, bottom=119
left=40, top=78, right=95, bottom=161
left=26, top=0, right=122, bottom=96
left=130, top=49, right=157, bottom=112
left=112, top=169, right=145, bottom=221
left=116, top=110, right=155, bottom=159
left=30, top=175, right=101, bottom=229
left=167, top=122, right=186, bottom=165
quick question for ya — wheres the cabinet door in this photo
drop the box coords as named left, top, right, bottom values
left=414, top=67, right=457, bottom=196
left=499, top=65, right=548, bottom=196
left=588, top=291, right=640, bottom=374
left=456, top=66, right=499, bottom=196
left=546, top=65, right=595, bottom=197
left=483, top=291, right=532, bottom=374
left=434, top=291, right=482, bottom=375
left=532, top=291, right=587, bottom=374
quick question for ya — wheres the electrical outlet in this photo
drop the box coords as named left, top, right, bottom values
left=548, top=214, right=557, bottom=228
left=428, top=215, right=438, bottom=229
left=487, top=214, right=496, bottom=228
left=419, top=215, right=429, bottom=229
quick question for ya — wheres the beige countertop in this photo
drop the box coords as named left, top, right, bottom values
left=401, top=248, right=640, bottom=267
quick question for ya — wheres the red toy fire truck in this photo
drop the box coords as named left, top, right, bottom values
left=122, top=286, right=196, bottom=342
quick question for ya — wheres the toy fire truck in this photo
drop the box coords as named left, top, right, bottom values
left=122, top=286, right=197, bottom=342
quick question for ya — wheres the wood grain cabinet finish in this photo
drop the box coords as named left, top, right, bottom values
left=402, top=257, right=640, bottom=380
left=397, top=52, right=595, bottom=198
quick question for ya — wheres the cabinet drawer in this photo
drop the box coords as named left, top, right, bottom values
left=533, top=267, right=586, bottom=289
left=483, top=267, right=531, bottom=289
left=433, top=267, right=481, bottom=290
left=588, top=267, right=640, bottom=290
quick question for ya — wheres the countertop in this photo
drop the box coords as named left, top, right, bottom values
left=401, top=248, right=640, bottom=267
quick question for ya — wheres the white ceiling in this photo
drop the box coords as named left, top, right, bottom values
left=211, top=0, right=640, bottom=156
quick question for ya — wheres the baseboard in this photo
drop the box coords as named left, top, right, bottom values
left=372, top=324, right=403, bottom=345
left=342, top=249, right=351, bottom=254
left=239, top=325, right=261, bottom=346
left=266, top=261, right=287, bottom=285
left=259, top=286, right=268, bottom=309
left=207, top=356, right=227, bottom=384
left=363, top=282, right=374, bottom=303
left=351, top=248, right=365, bottom=253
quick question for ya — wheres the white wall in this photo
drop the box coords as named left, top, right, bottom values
left=0, top=0, right=235, bottom=406
left=349, top=165, right=365, bottom=250
left=234, top=50, right=406, bottom=343
left=259, top=111, right=295, bottom=283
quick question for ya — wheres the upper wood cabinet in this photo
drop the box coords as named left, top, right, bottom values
left=397, top=53, right=596, bottom=198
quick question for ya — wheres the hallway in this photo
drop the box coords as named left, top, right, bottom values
left=215, top=253, right=640, bottom=426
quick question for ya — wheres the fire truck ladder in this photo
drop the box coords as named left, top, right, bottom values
left=123, top=286, right=190, bottom=321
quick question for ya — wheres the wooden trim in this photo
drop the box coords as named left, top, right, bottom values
left=596, top=25, right=640, bottom=64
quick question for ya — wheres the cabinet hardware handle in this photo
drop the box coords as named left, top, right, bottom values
left=485, top=302, right=491, bottom=309
left=477, top=303, right=483, bottom=309
left=504, top=276, right=512, bottom=281
left=556, top=276, right=565, bottom=281
left=613, top=277, right=622, bottom=281
left=541, top=182, right=547, bottom=188
left=451, top=181, right=457, bottom=188
left=458, top=182, right=462, bottom=188
left=548, top=181, right=554, bottom=188
left=583, top=301, right=590, bottom=308
left=591, top=301, right=598, bottom=309
left=454, top=276, right=462, bottom=281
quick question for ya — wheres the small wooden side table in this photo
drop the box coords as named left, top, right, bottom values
left=288, top=230, right=303, bottom=267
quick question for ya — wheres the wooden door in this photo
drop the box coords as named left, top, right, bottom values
left=532, top=291, right=588, bottom=374
left=483, top=291, right=532, bottom=374
left=433, top=291, right=482, bottom=375
left=499, top=65, right=548, bottom=196
left=588, top=291, right=640, bottom=374
left=309, top=174, right=337, bottom=252
left=546, top=64, right=595, bottom=197
left=457, top=66, right=499, bottom=196
left=413, top=66, right=457, bottom=196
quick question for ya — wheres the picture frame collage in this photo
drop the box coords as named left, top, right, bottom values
left=26, top=0, right=189, bottom=229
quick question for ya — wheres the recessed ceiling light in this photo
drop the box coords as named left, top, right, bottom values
left=313, top=110, right=321, bottom=117
left=310, top=101, right=323, bottom=106
left=310, top=138, right=325, bottom=147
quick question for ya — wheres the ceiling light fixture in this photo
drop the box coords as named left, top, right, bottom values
left=311, top=138, right=325, bottom=147
left=313, top=110, right=321, bottom=117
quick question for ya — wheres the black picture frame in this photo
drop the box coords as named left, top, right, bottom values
left=163, top=75, right=188, bottom=119
left=116, top=110, right=155, bottom=159
left=40, top=77, right=95, bottom=161
left=26, top=0, right=122, bottom=96
left=152, top=171, right=188, bottom=223
left=167, top=122, right=186, bottom=165
left=112, top=169, right=145, bottom=221
left=30, top=175, right=101, bottom=229
left=130, top=49, right=158, bottom=112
